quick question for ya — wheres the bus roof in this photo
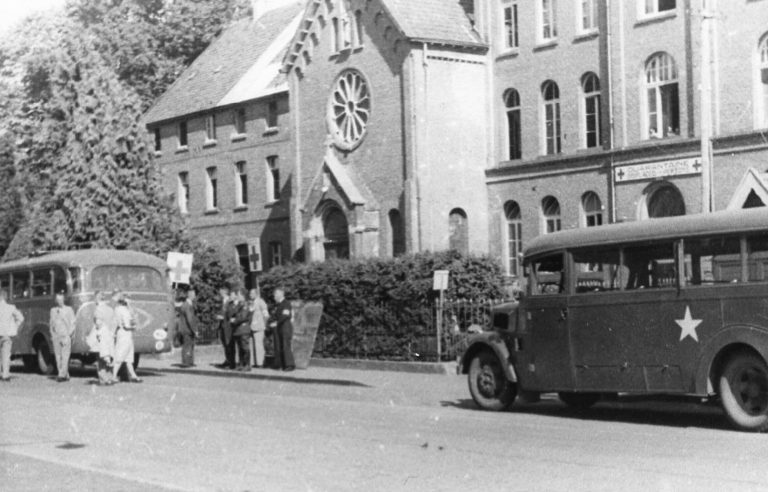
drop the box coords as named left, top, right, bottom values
left=0, top=249, right=168, bottom=272
left=524, top=207, right=768, bottom=260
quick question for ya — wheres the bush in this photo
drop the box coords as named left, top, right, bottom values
left=259, top=251, right=506, bottom=360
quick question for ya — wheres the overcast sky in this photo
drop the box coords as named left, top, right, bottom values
left=0, top=0, right=67, bottom=34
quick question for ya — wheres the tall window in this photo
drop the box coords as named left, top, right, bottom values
left=504, top=89, right=522, bottom=159
left=582, top=192, right=603, bottom=227
left=645, top=52, right=679, bottom=139
left=353, top=10, right=364, bottom=47
left=389, top=209, right=406, bottom=257
left=758, top=34, right=768, bottom=128
left=205, top=167, right=218, bottom=211
left=153, top=127, right=161, bottom=152
left=539, top=0, right=557, bottom=41
left=266, top=100, right=278, bottom=129
left=504, top=201, right=522, bottom=276
left=643, top=0, right=675, bottom=16
left=270, top=242, right=283, bottom=267
left=582, top=72, right=601, bottom=148
left=205, top=114, right=216, bottom=141
left=542, top=196, right=561, bottom=233
left=448, top=208, right=469, bottom=254
left=178, top=121, right=188, bottom=147
left=234, top=108, right=246, bottom=135
left=235, top=161, right=248, bottom=207
left=177, top=172, right=189, bottom=214
left=266, top=156, right=280, bottom=202
left=542, top=80, right=561, bottom=155
left=501, top=0, right=519, bottom=49
left=579, top=0, right=597, bottom=32
left=235, top=244, right=254, bottom=290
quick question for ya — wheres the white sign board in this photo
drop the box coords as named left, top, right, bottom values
left=614, top=157, right=702, bottom=183
left=433, top=270, right=449, bottom=291
left=247, top=238, right=263, bottom=273
left=167, top=252, right=193, bottom=284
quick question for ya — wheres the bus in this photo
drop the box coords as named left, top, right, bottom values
left=460, top=207, right=768, bottom=432
left=0, top=249, right=174, bottom=374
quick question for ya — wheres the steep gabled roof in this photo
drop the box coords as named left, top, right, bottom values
left=378, top=0, right=482, bottom=46
left=144, top=3, right=304, bottom=126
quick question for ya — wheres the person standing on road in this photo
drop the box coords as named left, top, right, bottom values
left=216, top=286, right=234, bottom=369
left=177, top=288, right=199, bottom=368
left=49, top=293, right=76, bottom=382
left=92, top=291, right=116, bottom=385
left=229, top=289, right=252, bottom=371
left=0, top=289, right=24, bottom=382
left=112, top=291, right=142, bottom=383
left=269, top=287, right=295, bottom=372
left=248, top=287, right=269, bottom=368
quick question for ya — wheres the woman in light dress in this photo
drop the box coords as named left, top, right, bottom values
left=111, top=290, right=142, bottom=383
left=248, top=288, right=269, bottom=368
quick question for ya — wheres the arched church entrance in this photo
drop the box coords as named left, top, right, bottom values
left=639, top=182, right=686, bottom=219
left=322, top=205, right=350, bottom=260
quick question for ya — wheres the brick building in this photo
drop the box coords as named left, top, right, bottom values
left=146, top=0, right=768, bottom=283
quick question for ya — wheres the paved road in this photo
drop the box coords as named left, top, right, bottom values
left=1, top=361, right=767, bottom=492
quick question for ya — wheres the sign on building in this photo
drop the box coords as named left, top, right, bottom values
left=248, top=238, right=263, bottom=273
left=167, top=252, right=193, bottom=285
left=614, top=157, right=702, bottom=183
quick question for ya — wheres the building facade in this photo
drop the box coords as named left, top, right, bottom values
left=146, top=0, right=768, bottom=283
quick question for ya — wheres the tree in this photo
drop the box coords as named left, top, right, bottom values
left=0, top=132, right=22, bottom=257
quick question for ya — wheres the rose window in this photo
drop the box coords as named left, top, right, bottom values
left=328, top=69, right=371, bottom=150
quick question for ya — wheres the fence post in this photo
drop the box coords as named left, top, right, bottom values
left=436, top=291, right=444, bottom=362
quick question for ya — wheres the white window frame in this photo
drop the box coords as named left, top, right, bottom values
left=541, top=196, right=562, bottom=234
left=541, top=80, right=562, bottom=155
left=504, top=89, right=522, bottom=159
left=581, top=192, right=603, bottom=227
left=640, top=0, right=676, bottom=17
left=266, top=156, right=280, bottom=203
left=234, top=162, right=248, bottom=208
left=500, top=0, right=519, bottom=51
left=643, top=52, right=680, bottom=139
left=504, top=201, right=523, bottom=276
left=177, top=172, right=189, bottom=214
left=756, top=33, right=768, bottom=129
left=205, top=167, right=218, bottom=211
left=266, top=100, right=279, bottom=131
left=581, top=72, right=601, bottom=148
left=537, top=0, right=558, bottom=43
left=577, top=0, right=598, bottom=34
left=204, top=114, right=216, bottom=143
left=177, top=121, right=188, bottom=149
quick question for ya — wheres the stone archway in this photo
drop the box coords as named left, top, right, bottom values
left=638, top=181, right=686, bottom=219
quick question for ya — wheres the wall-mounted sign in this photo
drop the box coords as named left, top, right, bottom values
left=615, top=157, right=702, bottom=183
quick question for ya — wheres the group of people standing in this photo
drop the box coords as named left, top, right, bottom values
left=89, top=290, right=143, bottom=385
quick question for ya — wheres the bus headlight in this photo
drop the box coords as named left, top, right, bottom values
left=153, top=329, right=167, bottom=341
left=155, top=341, right=165, bottom=351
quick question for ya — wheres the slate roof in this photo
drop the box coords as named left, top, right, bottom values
left=378, top=0, right=483, bottom=46
left=144, top=3, right=304, bottom=126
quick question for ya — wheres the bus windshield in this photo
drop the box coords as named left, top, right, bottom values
left=91, top=266, right=165, bottom=293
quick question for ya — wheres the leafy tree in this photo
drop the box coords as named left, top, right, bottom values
left=0, top=132, right=22, bottom=257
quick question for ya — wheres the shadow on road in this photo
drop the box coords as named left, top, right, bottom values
left=151, top=366, right=372, bottom=388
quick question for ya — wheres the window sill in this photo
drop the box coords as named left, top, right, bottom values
left=264, top=200, right=280, bottom=208
left=234, top=205, right=248, bottom=212
left=573, top=30, right=599, bottom=43
left=533, top=39, right=558, bottom=52
left=496, top=48, right=520, bottom=61
left=263, top=127, right=279, bottom=136
left=176, top=145, right=189, bottom=154
left=635, top=10, right=676, bottom=27
left=230, top=133, right=247, bottom=142
left=202, top=139, right=218, bottom=148
left=204, top=208, right=220, bottom=215
left=153, top=151, right=163, bottom=158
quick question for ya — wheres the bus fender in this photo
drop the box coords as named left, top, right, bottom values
left=694, top=325, right=768, bottom=395
left=459, top=334, right=517, bottom=383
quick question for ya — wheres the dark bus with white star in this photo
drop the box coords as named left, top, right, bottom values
left=460, top=207, right=768, bottom=432
left=0, top=249, right=174, bottom=375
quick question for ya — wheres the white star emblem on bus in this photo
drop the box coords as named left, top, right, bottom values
left=675, top=306, right=702, bottom=342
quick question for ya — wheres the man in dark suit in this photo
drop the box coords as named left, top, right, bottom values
left=269, top=287, right=295, bottom=371
left=216, top=286, right=235, bottom=369
left=229, top=288, right=252, bottom=371
left=177, top=289, right=199, bottom=367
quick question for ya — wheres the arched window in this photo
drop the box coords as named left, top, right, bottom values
left=504, top=201, right=522, bottom=276
left=448, top=208, right=469, bottom=254
left=644, top=52, right=679, bottom=139
left=581, top=191, right=602, bottom=227
left=504, top=89, right=522, bottom=160
left=541, top=80, right=561, bottom=155
left=581, top=73, right=601, bottom=148
left=646, top=183, right=685, bottom=218
left=758, top=33, right=768, bottom=128
left=323, top=206, right=350, bottom=259
left=541, top=196, right=561, bottom=233
left=388, top=209, right=406, bottom=257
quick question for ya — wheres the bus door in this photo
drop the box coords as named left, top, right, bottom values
left=524, top=253, right=574, bottom=391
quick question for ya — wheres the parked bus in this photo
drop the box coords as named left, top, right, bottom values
left=460, top=208, right=768, bottom=432
left=0, top=249, right=174, bottom=374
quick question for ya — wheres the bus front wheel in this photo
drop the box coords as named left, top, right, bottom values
left=468, top=350, right=516, bottom=411
left=34, top=339, right=55, bottom=376
left=719, top=351, right=768, bottom=432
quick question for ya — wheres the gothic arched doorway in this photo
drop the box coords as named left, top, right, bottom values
left=323, top=206, right=350, bottom=260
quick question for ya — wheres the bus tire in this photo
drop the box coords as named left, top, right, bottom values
left=558, top=391, right=601, bottom=409
left=35, top=338, right=55, bottom=376
left=719, top=351, right=768, bottom=432
left=468, top=350, right=516, bottom=411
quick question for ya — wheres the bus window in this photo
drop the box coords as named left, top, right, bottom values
left=0, top=275, right=8, bottom=293
left=92, top=266, right=164, bottom=292
left=12, top=272, right=29, bottom=300
left=573, top=249, right=622, bottom=293
left=68, top=268, right=83, bottom=293
left=31, top=269, right=52, bottom=298
left=746, top=234, right=768, bottom=282
left=684, top=236, right=742, bottom=285
left=53, top=267, right=67, bottom=295
left=623, top=242, right=677, bottom=289
left=531, top=254, right=564, bottom=295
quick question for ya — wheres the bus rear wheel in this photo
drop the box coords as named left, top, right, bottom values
left=468, top=350, right=516, bottom=411
left=35, top=339, right=55, bottom=376
left=719, top=352, right=768, bottom=432
left=558, top=391, right=601, bottom=409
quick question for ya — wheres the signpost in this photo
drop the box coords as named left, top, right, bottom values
left=433, top=270, right=449, bottom=362
left=167, top=252, right=193, bottom=285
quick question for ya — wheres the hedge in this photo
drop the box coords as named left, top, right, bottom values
left=258, top=250, right=506, bottom=360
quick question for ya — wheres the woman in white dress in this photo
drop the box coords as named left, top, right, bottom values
left=111, top=291, right=142, bottom=383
